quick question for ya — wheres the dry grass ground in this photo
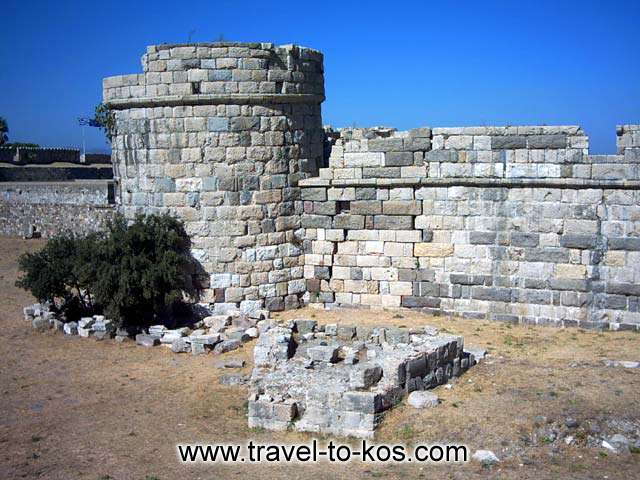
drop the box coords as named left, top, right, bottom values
left=1, top=237, right=639, bottom=479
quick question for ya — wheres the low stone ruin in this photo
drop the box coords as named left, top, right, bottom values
left=248, top=319, right=478, bottom=438
left=23, top=302, right=266, bottom=356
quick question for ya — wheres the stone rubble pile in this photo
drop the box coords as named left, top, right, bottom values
left=23, top=302, right=268, bottom=356
left=248, top=318, right=478, bottom=438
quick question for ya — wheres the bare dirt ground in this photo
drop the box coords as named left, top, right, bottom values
left=1, top=237, right=639, bottom=480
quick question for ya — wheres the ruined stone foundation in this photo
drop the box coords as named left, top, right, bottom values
left=249, top=320, right=474, bottom=438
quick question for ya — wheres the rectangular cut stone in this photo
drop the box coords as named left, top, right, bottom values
left=527, top=135, right=567, bottom=149
left=368, top=138, right=404, bottom=152
left=208, top=117, right=229, bottom=132
left=384, top=152, right=414, bottom=167
left=414, top=243, right=454, bottom=257
left=382, top=201, right=422, bottom=215
left=374, top=216, right=413, bottom=230
left=491, top=136, right=526, bottom=149
left=344, top=152, right=384, bottom=167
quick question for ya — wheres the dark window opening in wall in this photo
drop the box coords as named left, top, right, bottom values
left=275, top=81, right=283, bottom=93
left=337, top=200, right=350, bottom=214
left=107, top=183, right=116, bottom=204
left=191, top=82, right=201, bottom=94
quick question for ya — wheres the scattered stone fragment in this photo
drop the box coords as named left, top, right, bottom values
left=136, top=333, right=159, bottom=347
left=407, top=391, right=439, bottom=408
left=160, top=327, right=189, bottom=344
left=336, top=324, right=356, bottom=340
left=219, top=374, right=248, bottom=386
left=32, top=317, right=49, bottom=332
left=78, top=317, right=95, bottom=329
left=294, top=318, right=317, bottom=335
left=190, top=333, right=221, bottom=345
left=213, top=339, right=242, bottom=355
left=565, top=417, right=580, bottom=429
left=224, top=329, right=252, bottom=343
left=324, top=324, right=337, bottom=336
left=606, top=434, right=631, bottom=453
left=171, top=338, right=191, bottom=353
left=231, top=315, right=255, bottom=330
left=423, top=325, right=439, bottom=336
left=349, top=364, right=382, bottom=389
left=253, top=326, right=295, bottom=367
left=465, top=346, right=488, bottom=363
left=602, top=359, right=640, bottom=369
left=148, top=325, right=167, bottom=338
left=245, top=327, right=259, bottom=338
left=63, top=321, right=78, bottom=335
left=203, top=315, right=232, bottom=333
left=214, top=358, right=245, bottom=369
left=77, top=327, right=92, bottom=338
left=93, top=330, right=110, bottom=341
left=472, top=450, right=500, bottom=465
left=307, top=344, right=340, bottom=363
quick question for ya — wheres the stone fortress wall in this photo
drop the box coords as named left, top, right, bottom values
left=0, top=148, right=115, bottom=237
left=103, top=43, right=640, bottom=330
left=0, top=181, right=115, bottom=238
left=105, top=42, right=325, bottom=312
left=3, top=41, right=633, bottom=330
left=301, top=125, right=640, bottom=329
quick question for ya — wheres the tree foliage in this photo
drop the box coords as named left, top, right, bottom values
left=16, top=214, right=192, bottom=327
left=0, top=116, right=8, bottom=145
left=93, top=103, right=116, bottom=143
left=93, top=214, right=192, bottom=327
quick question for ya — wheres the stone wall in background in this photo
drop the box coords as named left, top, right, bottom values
left=300, top=126, right=640, bottom=330
left=0, top=181, right=116, bottom=238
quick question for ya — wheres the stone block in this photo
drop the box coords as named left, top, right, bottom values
left=374, top=215, right=413, bottom=230
left=527, top=135, right=567, bottom=149
left=307, top=345, right=339, bottom=363
left=334, top=214, right=365, bottom=229
left=213, top=339, right=242, bottom=354
left=382, top=201, right=422, bottom=215
left=349, top=364, right=383, bottom=389
left=491, top=136, right=526, bottom=149
left=385, top=152, right=414, bottom=167
left=350, top=201, right=382, bottom=215
left=469, top=231, right=497, bottom=245
left=208, top=117, right=229, bottom=132
left=136, top=334, right=159, bottom=347
left=368, top=138, right=404, bottom=152
left=414, top=243, right=454, bottom=257
left=559, top=234, right=597, bottom=249
left=294, top=319, right=317, bottom=334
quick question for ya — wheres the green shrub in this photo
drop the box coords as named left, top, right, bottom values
left=16, top=233, right=99, bottom=318
left=16, top=213, right=192, bottom=328
left=92, top=214, right=192, bottom=328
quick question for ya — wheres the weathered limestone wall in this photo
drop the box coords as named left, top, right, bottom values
left=300, top=126, right=640, bottom=330
left=0, top=181, right=116, bottom=237
left=105, top=43, right=325, bottom=313
left=104, top=42, right=640, bottom=329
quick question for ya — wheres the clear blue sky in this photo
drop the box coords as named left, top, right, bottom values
left=1, top=0, right=639, bottom=154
